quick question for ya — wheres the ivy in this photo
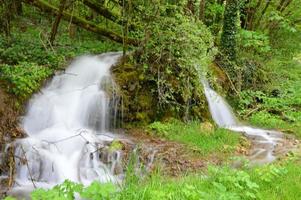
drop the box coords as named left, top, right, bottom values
left=221, top=0, right=239, bottom=62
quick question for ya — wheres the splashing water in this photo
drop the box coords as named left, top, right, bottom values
left=9, top=53, right=127, bottom=195
left=202, top=80, right=284, bottom=164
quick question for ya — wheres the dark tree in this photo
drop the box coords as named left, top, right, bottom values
left=220, top=0, right=239, bottom=61
left=49, top=0, right=68, bottom=45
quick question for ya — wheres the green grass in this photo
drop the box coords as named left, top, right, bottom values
left=119, top=157, right=301, bottom=200
left=253, top=160, right=301, bottom=200
left=10, top=156, right=301, bottom=200
left=148, top=120, right=241, bottom=156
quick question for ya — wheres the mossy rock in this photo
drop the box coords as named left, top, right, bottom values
left=112, top=52, right=210, bottom=124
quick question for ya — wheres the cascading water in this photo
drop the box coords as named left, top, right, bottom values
left=9, top=53, right=127, bottom=196
left=203, top=80, right=284, bottom=164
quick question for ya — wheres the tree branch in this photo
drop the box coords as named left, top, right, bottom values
left=82, top=0, right=123, bottom=25
left=22, top=0, right=139, bottom=46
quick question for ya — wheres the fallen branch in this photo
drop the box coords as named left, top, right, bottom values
left=22, top=0, right=139, bottom=46
left=243, top=106, right=262, bottom=118
left=83, top=0, right=123, bottom=25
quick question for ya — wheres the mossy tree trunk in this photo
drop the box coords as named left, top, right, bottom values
left=22, top=0, right=139, bottom=45
left=83, top=0, right=123, bottom=25
left=220, top=0, right=239, bottom=62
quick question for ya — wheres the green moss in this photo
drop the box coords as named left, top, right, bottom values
left=109, top=140, right=123, bottom=152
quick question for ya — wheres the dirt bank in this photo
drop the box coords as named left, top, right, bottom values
left=0, top=86, right=24, bottom=197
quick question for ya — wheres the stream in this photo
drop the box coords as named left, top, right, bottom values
left=5, top=53, right=296, bottom=197
left=203, top=80, right=294, bottom=164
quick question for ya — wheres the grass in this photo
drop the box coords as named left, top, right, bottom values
left=148, top=120, right=242, bottom=156
left=119, top=156, right=301, bottom=200
left=10, top=155, right=301, bottom=200
left=253, top=160, right=301, bottom=200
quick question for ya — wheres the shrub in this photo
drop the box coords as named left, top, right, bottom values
left=0, top=62, right=52, bottom=100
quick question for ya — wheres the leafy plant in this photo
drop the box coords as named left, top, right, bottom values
left=0, top=62, right=52, bottom=99
left=80, top=181, right=117, bottom=200
left=30, top=180, right=116, bottom=200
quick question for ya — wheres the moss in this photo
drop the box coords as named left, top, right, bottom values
left=112, top=53, right=210, bottom=125
left=109, top=140, right=123, bottom=152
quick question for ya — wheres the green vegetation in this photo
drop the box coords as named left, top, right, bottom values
left=1, top=0, right=301, bottom=199
left=6, top=156, right=301, bottom=200
left=0, top=62, right=52, bottom=99
left=148, top=120, right=241, bottom=156
left=0, top=18, right=121, bottom=101
left=236, top=33, right=301, bottom=137
left=112, top=4, right=215, bottom=123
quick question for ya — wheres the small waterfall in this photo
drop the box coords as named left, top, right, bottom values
left=9, top=53, right=127, bottom=193
left=202, top=79, right=284, bottom=164
left=202, top=80, right=238, bottom=127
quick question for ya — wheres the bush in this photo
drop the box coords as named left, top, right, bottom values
left=113, top=12, right=215, bottom=123
left=0, top=62, right=52, bottom=100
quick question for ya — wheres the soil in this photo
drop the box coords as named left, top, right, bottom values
left=122, top=128, right=250, bottom=176
left=0, top=86, right=25, bottom=197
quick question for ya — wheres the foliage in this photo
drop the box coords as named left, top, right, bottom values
left=30, top=180, right=117, bottom=200
left=0, top=62, right=52, bottom=99
left=237, top=30, right=271, bottom=55
left=9, top=158, right=301, bottom=200
left=148, top=119, right=240, bottom=156
left=0, top=36, right=64, bottom=68
left=113, top=5, right=215, bottom=123
left=0, top=17, right=122, bottom=101
left=236, top=51, right=301, bottom=137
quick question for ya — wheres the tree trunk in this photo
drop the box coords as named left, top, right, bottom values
left=199, top=0, right=205, bottom=21
left=83, top=0, right=122, bottom=25
left=49, top=0, right=67, bottom=45
left=69, top=24, right=77, bottom=39
left=0, top=0, right=13, bottom=37
left=255, top=0, right=271, bottom=29
left=247, top=0, right=262, bottom=30
left=186, top=0, right=196, bottom=15
left=12, top=0, right=23, bottom=15
left=279, top=0, right=293, bottom=13
left=276, top=0, right=287, bottom=11
left=23, top=0, right=139, bottom=46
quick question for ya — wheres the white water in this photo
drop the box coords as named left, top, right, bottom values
left=203, top=80, right=283, bottom=164
left=10, top=53, right=125, bottom=194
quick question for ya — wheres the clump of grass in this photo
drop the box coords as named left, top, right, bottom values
left=148, top=119, right=241, bottom=156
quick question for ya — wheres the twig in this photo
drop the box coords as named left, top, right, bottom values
left=215, top=59, right=241, bottom=97
left=20, top=146, right=37, bottom=189
left=8, top=145, right=15, bottom=189
left=244, top=106, right=262, bottom=118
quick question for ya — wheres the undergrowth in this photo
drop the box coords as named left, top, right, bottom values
left=235, top=30, right=301, bottom=138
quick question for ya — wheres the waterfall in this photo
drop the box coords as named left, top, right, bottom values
left=10, top=53, right=125, bottom=194
left=203, top=80, right=284, bottom=164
